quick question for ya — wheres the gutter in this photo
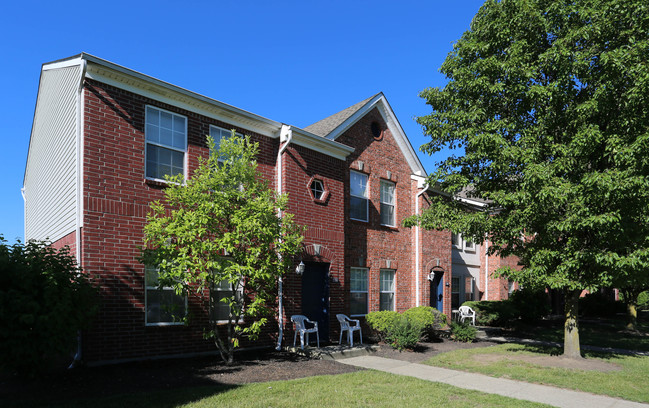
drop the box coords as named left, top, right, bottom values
left=69, top=58, right=87, bottom=369
left=484, top=237, right=489, bottom=301
left=414, top=181, right=428, bottom=307
left=275, top=125, right=292, bottom=350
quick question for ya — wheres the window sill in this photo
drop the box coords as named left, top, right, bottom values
left=145, top=322, right=186, bottom=327
left=145, top=178, right=170, bottom=188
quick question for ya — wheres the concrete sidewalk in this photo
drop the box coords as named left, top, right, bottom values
left=338, top=355, right=649, bottom=408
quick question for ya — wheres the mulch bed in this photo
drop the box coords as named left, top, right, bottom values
left=1, top=339, right=496, bottom=405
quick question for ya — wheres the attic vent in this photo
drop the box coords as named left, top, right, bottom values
left=371, top=121, right=382, bottom=139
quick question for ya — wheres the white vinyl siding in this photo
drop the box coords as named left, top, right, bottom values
left=24, top=65, right=80, bottom=242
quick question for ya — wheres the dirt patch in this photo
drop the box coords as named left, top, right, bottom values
left=471, top=353, right=622, bottom=372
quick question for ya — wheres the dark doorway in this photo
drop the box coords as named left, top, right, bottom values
left=429, top=270, right=445, bottom=311
left=301, top=262, right=330, bottom=342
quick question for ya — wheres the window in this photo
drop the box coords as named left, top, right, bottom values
left=350, top=171, right=368, bottom=221
left=465, top=277, right=474, bottom=302
left=379, top=269, right=395, bottom=311
left=145, top=265, right=187, bottom=325
left=145, top=106, right=187, bottom=180
left=464, top=238, right=475, bottom=252
left=451, top=233, right=461, bottom=247
left=210, top=125, right=241, bottom=164
left=211, top=279, right=244, bottom=323
left=310, top=179, right=324, bottom=200
left=451, top=277, right=460, bottom=309
left=350, top=268, right=368, bottom=315
left=380, top=180, right=395, bottom=226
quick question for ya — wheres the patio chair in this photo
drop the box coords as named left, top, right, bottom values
left=291, top=315, right=319, bottom=350
left=336, top=314, right=362, bottom=346
left=458, top=305, right=476, bottom=325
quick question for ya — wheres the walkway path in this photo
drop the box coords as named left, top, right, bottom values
left=338, top=355, right=649, bottom=408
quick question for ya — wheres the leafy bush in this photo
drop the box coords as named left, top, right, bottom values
left=403, top=306, right=447, bottom=340
left=579, top=291, right=625, bottom=317
left=509, top=288, right=551, bottom=321
left=450, top=322, right=477, bottom=342
left=385, top=316, right=424, bottom=351
left=638, top=291, right=649, bottom=311
left=462, top=300, right=518, bottom=326
left=0, top=238, right=97, bottom=375
left=365, top=311, right=400, bottom=341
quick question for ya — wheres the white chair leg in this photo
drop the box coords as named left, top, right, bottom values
left=293, top=331, right=297, bottom=348
left=300, top=332, right=305, bottom=350
left=316, top=331, right=319, bottom=348
left=360, top=329, right=363, bottom=345
left=339, top=329, right=344, bottom=345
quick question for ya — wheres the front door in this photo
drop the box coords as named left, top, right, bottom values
left=301, top=262, right=329, bottom=342
left=430, top=270, right=444, bottom=312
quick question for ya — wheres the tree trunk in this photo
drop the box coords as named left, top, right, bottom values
left=563, top=289, right=582, bottom=359
left=626, top=301, right=638, bottom=331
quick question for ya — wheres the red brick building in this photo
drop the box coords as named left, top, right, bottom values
left=24, top=54, right=506, bottom=365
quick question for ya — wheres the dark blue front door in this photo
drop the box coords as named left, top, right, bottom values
left=301, top=262, right=329, bottom=342
left=430, top=270, right=445, bottom=311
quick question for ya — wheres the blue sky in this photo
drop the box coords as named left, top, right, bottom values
left=0, top=1, right=484, bottom=243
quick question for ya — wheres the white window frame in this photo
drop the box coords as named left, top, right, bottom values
left=211, top=278, right=244, bottom=324
left=379, top=269, right=396, bottom=311
left=350, top=267, right=369, bottom=316
left=464, top=237, right=476, bottom=252
left=144, top=265, right=187, bottom=326
left=209, top=125, right=243, bottom=164
left=380, top=180, right=396, bottom=227
left=310, top=179, right=325, bottom=200
left=145, top=105, right=187, bottom=181
left=350, top=170, right=369, bottom=222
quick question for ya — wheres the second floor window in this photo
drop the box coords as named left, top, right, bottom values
left=145, top=106, right=187, bottom=180
left=380, top=181, right=395, bottom=226
left=350, top=171, right=368, bottom=221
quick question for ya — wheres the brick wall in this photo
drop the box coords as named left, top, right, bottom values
left=81, top=80, right=279, bottom=363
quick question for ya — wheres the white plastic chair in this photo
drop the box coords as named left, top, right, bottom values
left=337, top=314, right=362, bottom=346
left=291, top=315, right=319, bottom=349
left=458, top=305, right=476, bottom=325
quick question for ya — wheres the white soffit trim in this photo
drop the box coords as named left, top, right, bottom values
left=326, top=94, right=427, bottom=177
left=82, top=53, right=281, bottom=138
left=290, top=128, right=354, bottom=161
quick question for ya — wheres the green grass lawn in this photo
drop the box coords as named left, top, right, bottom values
left=10, top=371, right=551, bottom=408
left=425, top=343, right=649, bottom=403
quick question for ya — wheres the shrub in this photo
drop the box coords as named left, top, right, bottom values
left=403, top=306, right=447, bottom=340
left=462, top=300, right=518, bottom=326
left=638, top=291, right=649, bottom=311
left=509, top=288, right=551, bottom=321
left=385, top=316, right=424, bottom=351
left=450, top=321, right=477, bottom=342
left=365, top=311, right=399, bottom=341
left=0, top=238, right=97, bottom=375
left=579, top=291, right=625, bottom=317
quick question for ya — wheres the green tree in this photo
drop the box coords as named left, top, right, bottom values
left=142, top=133, right=303, bottom=365
left=0, top=237, right=97, bottom=375
left=410, top=0, right=649, bottom=358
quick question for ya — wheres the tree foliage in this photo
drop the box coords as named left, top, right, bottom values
left=0, top=238, right=97, bottom=375
left=411, top=0, right=649, bottom=357
left=142, top=133, right=303, bottom=364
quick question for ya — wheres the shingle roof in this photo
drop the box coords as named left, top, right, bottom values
left=304, top=93, right=380, bottom=137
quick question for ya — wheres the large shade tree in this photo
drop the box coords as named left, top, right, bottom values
left=410, top=0, right=649, bottom=358
left=142, top=133, right=303, bottom=364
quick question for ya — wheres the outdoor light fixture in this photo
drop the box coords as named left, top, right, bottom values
left=295, top=261, right=305, bottom=275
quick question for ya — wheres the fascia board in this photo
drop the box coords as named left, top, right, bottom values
left=328, top=94, right=427, bottom=177
left=290, top=128, right=354, bottom=160
left=81, top=53, right=282, bottom=138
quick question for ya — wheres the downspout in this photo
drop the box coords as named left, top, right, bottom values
left=275, top=125, right=292, bottom=350
left=69, top=58, right=87, bottom=369
left=414, top=183, right=428, bottom=307
left=484, top=236, right=489, bottom=301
